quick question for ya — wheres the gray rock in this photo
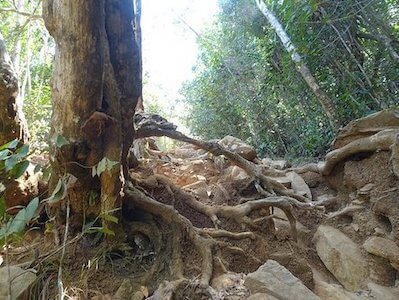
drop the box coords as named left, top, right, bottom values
left=0, top=266, right=36, bottom=300
left=218, top=135, right=257, bottom=160
left=244, top=260, right=320, bottom=300
left=247, top=293, right=278, bottom=300
left=363, top=236, right=399, bottom=268
left=313, top=226, right=368, bottom=291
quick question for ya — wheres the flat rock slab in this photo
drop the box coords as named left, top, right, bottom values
left=0, top=266, right=36, bottom=299
left=247, top=293, right=278, bottom=300
left=363, top=236, right=399, bottom=266
left=313, top=225, right=368, bottom=291
left=244, top=260, right=320, bottom=300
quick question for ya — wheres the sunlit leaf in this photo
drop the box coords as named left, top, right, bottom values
left=10, top=160, right=30, bottom=178
left=101, top=213, right=118, bottom=224
left=0, top=139, right=19, bottom=151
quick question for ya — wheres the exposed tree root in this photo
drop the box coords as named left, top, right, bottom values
left=321, top=129, right=399, bottom=175
left=287, top=129, right=399, bottom=176
left=125, top=181, right=247, bottom=288
left=133, top=174, right=322, bottom=242
left=134, top=112, right=308, bottom=202
left=327, top=204, right=364, bottom=220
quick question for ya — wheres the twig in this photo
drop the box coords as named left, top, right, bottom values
left=57, top=197, right=70, bottom=299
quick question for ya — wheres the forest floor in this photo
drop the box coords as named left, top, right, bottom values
left=2, top=110, right=399, bottom=300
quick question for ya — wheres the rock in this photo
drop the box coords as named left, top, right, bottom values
left=363, top=236, right=399, bottom=266
left=0, top=266, right=36, bottom=299
left=247, top=293, right=278, bottom=300
left=211, top=272, right=244, bottom=291
left=332, top=109, right=399, bottom=149
left=261, top=158, right=290, bottom=170
left=224, top=165, right=249, bottom=181
left=244, top=260, right=320, bottom=300
left=358, top=183, right=374, bottom=195
left=286, top=171, right=312, bottom=200
left=211, top=272, right=249, bottom=299
left=114, top=284, right=147, bottom=300
left=313, top=225, right=369, bottom=291
left=312, top=269, right=365, bottom=300
left=363, top=236, right=399, bottom=264
left=314, top=280, right=366, bottom=300
left=218, top=135, right=257, bottom=160
left=368, top=282, right=399, bottom=300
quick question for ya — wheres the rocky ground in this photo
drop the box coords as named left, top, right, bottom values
left=1, top=110, right=399, bottom=299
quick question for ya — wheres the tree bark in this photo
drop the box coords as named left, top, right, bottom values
left=43, top=0, right=141, bottom=227
left=0, top=32, right=29, bottom=145
left=255, top=0, right=340, bottom=132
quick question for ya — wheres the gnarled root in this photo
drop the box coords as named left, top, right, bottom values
left=124, top=181, right=257, bottom=289
left=321, top=129, right=399, bottom=175
left=134, top=114, right=308, bottom=202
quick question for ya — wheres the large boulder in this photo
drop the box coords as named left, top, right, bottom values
left=218, top=135, right=257, bottom=160
left=244, top=260, right=320, bottom=300
left=313, top=226, right=369, bottom=291
left=332, top=109, right=399, bottom=149
left=0, top=266, right=36, bottom=299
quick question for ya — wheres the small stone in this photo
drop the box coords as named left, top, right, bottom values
left=351, top=223, right=360, bottom=232
left=374, top=227, right=385, bottom=235
left=358, top=183, right=374, bottom=195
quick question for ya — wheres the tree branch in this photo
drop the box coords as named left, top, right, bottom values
left=0, top=7, right=42, bottom=20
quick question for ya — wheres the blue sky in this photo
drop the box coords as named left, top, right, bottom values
left=141, top=0, right=219, bottom=121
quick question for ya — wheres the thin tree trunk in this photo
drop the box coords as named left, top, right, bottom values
left=255, top=0, right=340, bottom=131
left=0, top=32, right=29, bottom=144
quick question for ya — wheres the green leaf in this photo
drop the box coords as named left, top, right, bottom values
left=101, top=213, right=118, bottom=224
left=10, top=160, right=30, bottom=178
left=0, top=139, right=19, bottom=151
left=33, top=164, right=41, bottom=174
left=8, top=208, right=28, bottom=234
left=0, top=149, right=11, bottom=161
left=24, top=198, right=39, bottom=222
left=42, top=166, right=51, bottom=181
left=0, top=195, right=6, bottom=219
left=53, top=134, right=69, bottom=148
left=5, top=155, right=19, bottom=172
left=15, top=144, right=29, bottom=158
left=96, top=158, right=107, bottom=176
left=91, top=166, right=97, bottom=177
left=44, top=177, right=67, bottom=204
left=100, top=226, right=115, bottom=236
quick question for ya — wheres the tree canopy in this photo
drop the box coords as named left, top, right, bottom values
left=182, top=0, right=399, bottom=157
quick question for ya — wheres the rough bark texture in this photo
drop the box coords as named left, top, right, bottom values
left=255, top=0, right=340, bottom=132
left=43, top=0, right=141, bottom=222
left=0, top=33, right=29, bottom=145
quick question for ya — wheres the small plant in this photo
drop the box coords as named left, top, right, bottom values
left=0, top=139, right=39, bottom=245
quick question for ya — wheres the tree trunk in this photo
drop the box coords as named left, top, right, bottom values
left=0, top=32, right=29, bottom=145
left=43, top=0, right=141, bottom=229
left=255, top=0, right=340, bottom=132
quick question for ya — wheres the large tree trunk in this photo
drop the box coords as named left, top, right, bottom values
left=0, top=32, right=29, bottom=145
left=42, top=0, right=141, bottom=229
left=255, top=0, right=341, bottom=132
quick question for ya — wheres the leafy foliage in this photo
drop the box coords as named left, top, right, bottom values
left=0, top=140, right=37, bottom=244
left=1, top=0, right=53, bottom=150
left=182, top=0, right=399, bottom=157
